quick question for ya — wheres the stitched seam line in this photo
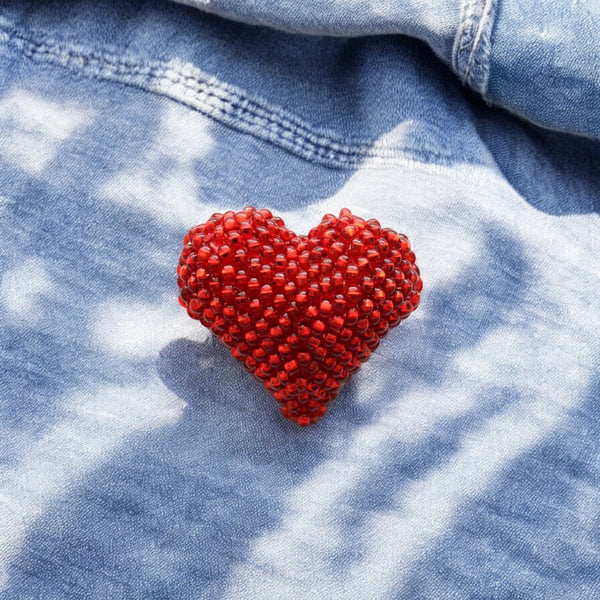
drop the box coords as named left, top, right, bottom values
left=452, top=0, right=498, bottom=95
left=0, top=21, right=459, bottom=169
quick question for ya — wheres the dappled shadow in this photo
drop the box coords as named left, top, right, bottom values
left=0, top=340, right=350, bottom=599
left=0, top=10, right=392, bottom=596
left=1, top=218, right=539, bottom=600
left=398, top=368, right=600, bottom=599
left=472, top=99, right=600, bottom=216
left=0, top=80, right=171, bottom=468
left=308, top=222, right=532, bottom=577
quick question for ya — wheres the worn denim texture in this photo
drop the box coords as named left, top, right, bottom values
left=0, top=1, right=599, bottom=598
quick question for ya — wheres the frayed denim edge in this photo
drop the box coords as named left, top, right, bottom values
left=452, top=0, right=499, bottom=96
left=0, top=19, right=462, bottom=170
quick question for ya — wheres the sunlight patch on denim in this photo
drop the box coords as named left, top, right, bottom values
left=0, top=257, right=53, bottom=325
left=0, top=382, right=184, bottom=590
left=93, top=296, right=211, bottom=360
left=0, top=89, right=93, bottom=175
left=102, top=103, right=215, bottom=227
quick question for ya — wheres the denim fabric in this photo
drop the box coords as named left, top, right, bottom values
left=179, top=0, right=600, bottom=139
left=0, top=1, right=599, bottom=599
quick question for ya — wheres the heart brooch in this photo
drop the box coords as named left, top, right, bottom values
left=177, top=207, right=422, bottom=425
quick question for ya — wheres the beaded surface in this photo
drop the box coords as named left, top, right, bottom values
left=177, top=207, right=422, bottom=425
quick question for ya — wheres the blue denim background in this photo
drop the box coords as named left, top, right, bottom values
left=0, top=1, right=599, bottom=598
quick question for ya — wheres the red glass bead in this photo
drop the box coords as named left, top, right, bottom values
left=319, top=278, right=332, bottom=296
left=270, top=325, right=284, bottom=339
left=273, top=294, right=287, bottom=311
left=306, top=306, right=318, bottom=319
left=320, top=258, right=334, bottom=275
left=245, top=331, right=258, bottom=346
left=297, top=325, right=311, bottom=339
left=249, top=299, right=262, bottom=314
left=306, top=336, right=320, bottom=351
left=329, top=316, right=344, bottom=330
left=330, top=241, right=345, bottom=257
left=255, top=320, right=269, bottom=336
left=287, top=333, right=300, bottom=347
left=322, top=333, right=337, bottom=347
left=311, top=320, right=326, bottom=335
left=278, top=343, right=292, bottom=357
left=284, top=359, right=299, bottom=375
left=347, top=287, right=361, bottom=304
left=314, top=346, right=328, bottom=360
left=346, top=308, right=359, bottom=325
left=297, top=352, right=311, bottom=366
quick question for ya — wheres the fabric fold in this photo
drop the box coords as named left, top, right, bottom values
left=173, top=0, right=600, bottom=139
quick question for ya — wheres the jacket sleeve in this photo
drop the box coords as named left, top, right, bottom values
left=176, top=0, right=600, bottom=140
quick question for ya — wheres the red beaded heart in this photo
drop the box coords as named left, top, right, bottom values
left=177, top=207, right=422, bottom=426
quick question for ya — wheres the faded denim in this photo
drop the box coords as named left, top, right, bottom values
left=0, top=1, right=599, bottom=599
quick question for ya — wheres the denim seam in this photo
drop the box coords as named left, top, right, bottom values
left=452, top=0, right=498, bottom=96
left=0, top=21, right=460, bottom=169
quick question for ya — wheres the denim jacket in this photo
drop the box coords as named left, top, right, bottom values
left=0, top=1, right=599, bottom=598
